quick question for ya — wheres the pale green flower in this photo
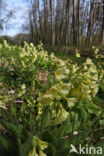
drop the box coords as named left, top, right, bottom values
left=20, top=53, right=24, bottom=57
left=88, top=64, right=97, bottom=73
left=38, top=139, right=48, bottom=150
left=72, top=64, right=78, bottom=73
left=81, top=83, right=91, bottom=94
left=37, top=93, right=53, bottom=105
left=49, top=85, right=59, bottom=98
left=50, top=53, right=55, bottom=59
left=66, top=98, right=77, bottom=108
left=71, top=88, right=81, bottom=97
left=56, top=108, right=69, bottom=122
left=21, top=84, right=26, bottom=90
left=75, top=52, right=80, bottom=58
left=28, top=147, right=38, bottom=156
left=84, top=65, right=88, bottom=70
left=94, top=48, right=99, bottom=54
left=39, top=150, right=47, bottom=156
left=58, top=82, right=71, bottom=96
left=30, top=43, right=34, bottom=47
left=55, top=69, right=65, bottom=80
left=90, top=73, right=98, bottom=81
left=56, top=59, right=65, bottom=67
left=91, top=85, right=99, bottom=96
left=85, top=58, right=93, bottom=65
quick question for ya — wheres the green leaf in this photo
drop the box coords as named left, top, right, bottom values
left=99, top=120, right=104, bottom=126
left=20, top=136, right=33, bottom=156
left=10, top=104, right=17, bottom=119
left=86, top=102, right=101, bottom=116
left=46, top=143, right=56, bottom=156
left=41, top=107, right=51, bottom=129
left=0, top=136, right=16, bottom=154
left=57, top=119, right=72, bottom=137
left=42, top=130, right=56, bottom=143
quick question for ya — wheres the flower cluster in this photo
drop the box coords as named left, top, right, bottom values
left=0, top=41, right=102, bottom=123
left=28, top=136, right=48, bottom=156
left=37, top=57, right=99, bottom=123
left=0, top=40, right=56, bottom=71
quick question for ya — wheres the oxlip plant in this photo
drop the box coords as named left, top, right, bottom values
left=0, top=41, right=104, bottom=156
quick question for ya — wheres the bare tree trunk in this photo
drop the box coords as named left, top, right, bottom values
left=32, top=0, right=39, bottom=44
left=72, top=0, right=76, bottom=44
left=28, top=0, right=34, bottom=43
left=56, top=0, right=60, bottom=45
left=87, top=0, right=94, bottom=44
left=50, top=0, right=55, bottom=46
left=43, top=0, right=48, bottom=44
left=60, top=20, right=65, bottom=43
left=102, top=0, right=104, bottom=44
left=66, top=0, right=70, bottom=45
left=38, top=0, right=42, bottom=42
left=25, top=0, right=104, bottom=46
left=76, top=0, right=81, bottom=45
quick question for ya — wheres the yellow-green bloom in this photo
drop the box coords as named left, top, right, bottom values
left=21, top=84, right=26, bottom=90
left=91, top=85, right=99, bottom=97
left=38, top=139, right=48, bottom=150
left=56, top=108, right=69, bottom=122
left=37, top=93, right=53, bottom=105
left=75, top=52, right=80, bottom=58
left=56, top=59, right=65, bottom=67
left=71, top=88, right=81, bottom=97
left=39, top=150, right=47, bottom=156
left=85, top=58, right=93, bottom=65
left=81, top=83, right=91, bottom=94
left=28, top=147, right=38, bottom=156
left=66, top=98, right=77, bottom=108
left=88, top=64, right=97, bottom=73
left=90, top=73, right=98, bottom=81
left=72, top=64, right=78, bottom=73
left=49, top=86, right=59, bottom=98
left=55, top=69, right=66, bottom=80
left=58, top=82, right=71, bottom=96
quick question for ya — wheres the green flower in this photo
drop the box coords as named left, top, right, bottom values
left=56, top=108, right=69, bottom=122
left=28, top=147, right=38, bottom=156
left=66, top=98, right=77, bottom=108
left=88, top=64, right=97, bottom=73
left=37, top=93, right=53, bottom=105
left=39, top=150, right=47, bottom=156
left=58, top=82, right=71, bottom=96
left=38, top=139, right=48, bottom=150
left=55, top=68, right=66, bottom=80
left=85, top=58, right=93, bottom=65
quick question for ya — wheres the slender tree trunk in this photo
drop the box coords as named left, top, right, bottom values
left=55, top=0, right=59, bottom=45
left=57, top=0, right=60, bottom=45
left=26, top=0, right=104, bottom=46
left=38, top=0, right=42, bottom=42
left=60, top=20, right=65, bottom=43
left=66, top=0, right=70, bottom=45
left=29, top=0, right=34, bottom=43
left=32, top=0, right=39, bottom=44
left=76, top=0, right=81, bottom=45
left=87, top=0, right=94, bottom=44
left=43, top=0, right=48, bottom=44
left=50, top=0, right=55, bottom=46
left=102, top=0, right=104, bottom=44
left=72, top=0, right=76, bottom=44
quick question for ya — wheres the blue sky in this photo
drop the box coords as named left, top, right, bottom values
left=4, top=0, right=28, bottom=36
